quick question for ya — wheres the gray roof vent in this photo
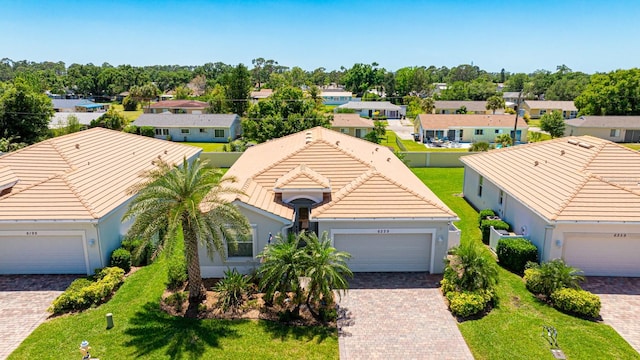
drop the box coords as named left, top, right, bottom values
left=578, top=142, right=593, bottom=149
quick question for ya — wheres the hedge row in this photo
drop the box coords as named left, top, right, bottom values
left=551, top=288, right=601, bottom=318
left=480, top=219, right=509, bottom=244
left=497, top=238, right=538, bottom=274
left=49, top=267, right=125, bottom=314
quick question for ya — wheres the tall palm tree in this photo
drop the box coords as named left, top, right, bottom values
left=123, top=158, right=250, bottom=317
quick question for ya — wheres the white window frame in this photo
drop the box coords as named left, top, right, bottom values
left=610, top=129, right=620, bottom=137
left=180, top=128, right=190, bottom=134
left=155, top=128, right=169, bottom=136
left=199, top=128, right=207, bottom=133
left=226, top=224, right=256, bottom=259
left=475, top=129, right=484, bottom=135
left=214, top=129, right=225, bottom=138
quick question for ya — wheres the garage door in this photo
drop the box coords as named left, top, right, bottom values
left=0, top=235, right=87, bottom=274
left=333, top=233, right=432, bottom=272
left=563, top=233, right=640, bottom=277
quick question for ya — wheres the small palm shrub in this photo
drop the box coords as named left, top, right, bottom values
left=497, top=238, right=538, bottom=274
left=164, top=291, right=188, bottom=312
left=469, top=141, right=494, bottom=152
left=214, top=268, right=253, bottom=313
left=524, top=259, right=584, bottom=298
left=110, top=247, right=131, bottom=273
left=551, top=288, right=601, bottom=318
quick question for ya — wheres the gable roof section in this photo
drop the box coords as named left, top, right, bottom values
left=418, top=114, right=527, bottom=129
left=274, top=164, right=331, bottom=190
left=0, top=128, right=201, bottom=221
left=565, top=116, right=640, bottom=129
left=434, top=101, right=491, bottom=112
left=523, top=100, right=577, bottom=111
left=337, top=101, right=402, bottom=111
left=133, top=113, right=239, bottom=128
left=460, top=136, right=640, bottom=223
left=331, top=113, right=374, bottom=128
left=149, top=100, right=208, bottom=109
left=225, top=127, right=457, bottom=221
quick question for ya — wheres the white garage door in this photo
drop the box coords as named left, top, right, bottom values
left=0, top=235, right=88, bottom=274
left=333, top=233, right=432, bottom=272
left=563, top=233, right=640, bottom=277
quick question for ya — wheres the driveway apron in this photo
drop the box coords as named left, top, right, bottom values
left=0, top=275, right=76, bottom=360
left=336, top=273, right=473, bottom=360
left=583, top=277, right=640, bottom=354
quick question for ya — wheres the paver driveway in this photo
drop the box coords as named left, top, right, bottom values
left=583, top=277, right=640, bottom=354
left=0, top=275, right=76, bottom=360
left=336, top=273, right=473, bottom=360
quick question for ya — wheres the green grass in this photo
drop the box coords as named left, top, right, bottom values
left=9, top=260, right=338, bottom=360
left=184, top=142, right=227, bottom=152
left=111, top=103, right=143, bottom=123
left=383, top=131, right=427, bottom=152
left=412, top=168, right=640, bottom=360
left=622, top=143, right=640, bottom=151
left=527, top=119, right=541, bottom=128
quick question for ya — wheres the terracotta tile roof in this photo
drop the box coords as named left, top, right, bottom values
left=565, top=116, right=640, bottom=128
left=418, top=114, right=528, bottom=129
left=460, top=136, right=640, bottom=223
left=331, top=114, right=374, bottom=128
left=149, top=100, right=208, bottom=109
left=523, top=100, right=577, bottom=111
left=0, top=128, right=201, bottom=221
left=224, top=127, right=457, bottom=221
left=274, top=164, right=331, bottom=190
left=250, top=89, right=273, bottom=99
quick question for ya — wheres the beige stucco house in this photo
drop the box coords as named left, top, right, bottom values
left=522, top=100, right=577, bottom=119
left=461, top=136, right=640, bottom=276
left=564, top=116, right=640, bottom=143
left=330, top=113, right=374, bottom=139
left=0, top=128, right=201, bottom=275
left=434, top=101, right=499, bottom=115
left=199, top=127, right=459, bottom=277
left=416, top=114, right=528, bottom=143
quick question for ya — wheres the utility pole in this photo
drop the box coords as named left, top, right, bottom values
left=512, top=89, right=523, bottom=145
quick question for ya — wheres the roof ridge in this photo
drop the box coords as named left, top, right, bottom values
left=49, top=138, right=74, bottom=169
left=550, top=174, right=592, bottom=221
left=59, top=173, right=100, bottom=218
left=590, top=173, right=640, bottom=197
left=313, top=169, right=377, bottom=217
left=578, top=139, right=608, bottom=173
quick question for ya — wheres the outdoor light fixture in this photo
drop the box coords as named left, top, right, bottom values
left=437, top=235, right=444, bottom=243
left=555, top=239, right=562, bottom=248
left=88, top=239, right=96, bottom=247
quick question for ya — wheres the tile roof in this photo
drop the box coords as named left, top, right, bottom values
left=251, top=89, right=273, bottom=99
left=133, top=113, right=240, bottom=128
left=460, top=136, right=640, bottom=223
left=502, top=92, right=521, bottom=98
left=523, top=100, right=577, bottom=111
left=434, top=101, right=491, bottom=112
left=274, top=164, right=331, bottom=190
left=337, top=101, right=402, bottom=111
left=0, top=128, right=201, bottom=221
left=418, top=114, right=528, bottom=129
left=149, top=100, right=208, bottom=109
left=331, top=113, right=374, bottom=128
left=565, top=116, right=640, bottom=128
left=224, top=127, right=457, bottom=221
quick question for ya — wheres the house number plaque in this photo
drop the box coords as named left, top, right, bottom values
left=377, top=229, right=390, bottom=234
left=26, top=231, right=38, bottom=236
left=613, top=233, right=627, bottom=237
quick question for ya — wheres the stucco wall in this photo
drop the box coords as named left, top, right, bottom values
left=167, top=127, right=230, bottom=143
left=97, top=200, right=135, bottom=272
left=564, top=126, right=625, bottom=142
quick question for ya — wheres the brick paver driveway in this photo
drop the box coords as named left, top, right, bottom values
left=336, top=273, right=473, bottom=360
left=583, top=277, right=640, bottom=354
left=0, top=275, right=76, bottom=360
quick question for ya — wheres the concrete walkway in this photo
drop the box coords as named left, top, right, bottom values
left=337, top=273, right=473, bottom=360
left=0, top=275, right=76, bottom=360
left=386, top=118, right=416, bottom=141
left=583, top=277, right=640, bottom=354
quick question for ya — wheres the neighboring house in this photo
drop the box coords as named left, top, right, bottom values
left=133, top=113, right=241, bottom=142
left=416, top=114, right=528, bottom=143
left=432, top=83, right=447, bottom=95
left=0, top=128, right=201, bottom=275
left=144, top=100, right=209, bottom=114
left=522, top=100, right=577, bottom=119
left=564, top=116, right=640, bottom=143
left=330, top=113, right=374, bottom=138
left=434, top=101, right=500, bottom=115
left=199, top=127, right=459, bottom=277
left=460, top=136, right=640, bottom=276
left=336, top=101, right=405, bottom=119
left=52, top=99, right=107, bottom=113
left=49, top=112, right=102, bottom=129
left=250, top=89, right=273, bottom=103
left=320, top=90, right=353, bottom=105
left=502, top=91, right=523, bottom=109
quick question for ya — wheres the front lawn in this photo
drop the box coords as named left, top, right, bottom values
left=413, top=168, right=639, bottom=360
left=111, top=103, right=143, bottom=123
left=9, top=260, right=338, bottom=360
left=184, top=142, right=227, bottom=152
left=383, top=131, right=427, bottom=152
left=622, top=143, right=640, bottom=151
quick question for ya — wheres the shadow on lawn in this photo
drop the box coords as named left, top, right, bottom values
left=258, top=320, right=336, bottom=344
left=124, top=302, right=241, bottom=359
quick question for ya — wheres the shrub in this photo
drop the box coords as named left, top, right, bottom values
left=478, top=209, right=496, bottom=227
left=121, top=238, right=154, bottom=266
left=480, top=219, right=510, bottom=244
left=444, top=241, right=498, bottom=293
left=469, top=141, right=494, bottom=152
left=497, top=238, right=538, bottom=274
left=50, top=267, right=124, bottom=314
left=166, top=258, right=187, bottom=290
left=110, top=247, right=131, bottom=273
left=524, top=259, right=584, bottom=298
left=122, top=95, right=139, bottom=111
left=551, top=288, right=601, bottom=318
left=139, top=126, right=155, bottom=138
left=164, top=291, right=187, bottom=312
left=214, top=268, right=252, bottom=312
left=447, top=291, right=487, bottom=318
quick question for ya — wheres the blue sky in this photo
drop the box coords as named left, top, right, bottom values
left=1, top=0, right=639, bottom=74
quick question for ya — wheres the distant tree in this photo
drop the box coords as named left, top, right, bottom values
left=206, top=84, right=229, bottom=113
left=456, top=105, right=467, bottom=114
left=405, top=96, right=435, bottom=122
left=0, top=135, right=27, bottom=152
left=575, top=68, right=640, bottom=115
left=130, top=83, right=159, bottom=110
left=364, top=120, right=387, bottom=144
left=307, top=85, right=322, bottom=106
left=545, top=72, right=590, bottom=101
left=52, top=114, right=82, bottom=137
left=504, top=73, right=530, bottom=92
left=139, top=126, right=155, bottom=137
left=540, top=111, right=565, bottom=138
left=173, top=85, right=192, bottom=100
left=122, top=95, right=138, bottom=111
left=225, top=64, right=252, bottom=116
left=342, top=63, right=385, bottom=97
left=0, top=77, right=54, bottom=144
left=486, top=95, right=506, bottom=114
left=90, top=108, right=126, bottom=131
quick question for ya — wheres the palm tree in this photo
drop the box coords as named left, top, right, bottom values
left=123, top=158, right=250, bottom=317
left=445, top=241, right=498, bottom=292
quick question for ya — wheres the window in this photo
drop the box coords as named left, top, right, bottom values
left=499, top=190, right=504, bottom=205
left=340, top=128, right=349, bottom=134
left=495, top=129, right=500, bottom=134
left=214, top=129, right=225, bottom=138
left=355, top=129, right=363, bottom=138
left=227, top=225, right=255, bottom=258
left=478, top=176, right=484, bottom=197
left=154, top=128, right=169, bottom=136
left=610, top=129, right=620, bottom=137
left=199, top=128, right=207, bottom=133
left=539, top=109, right=547, bottom=116
left=180, top=129, right=190, bottom=134
left=475, top=129, right=484, bottom=135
